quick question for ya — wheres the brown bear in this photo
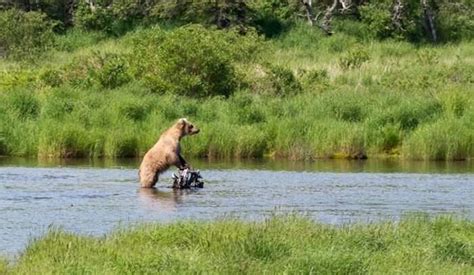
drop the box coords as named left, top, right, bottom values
left=139, top=118, right=199, bottom=188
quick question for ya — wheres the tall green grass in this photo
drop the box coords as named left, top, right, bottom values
left=3, top=215, right=473, bottom=274
left=0, top=24, right=473, bottom=160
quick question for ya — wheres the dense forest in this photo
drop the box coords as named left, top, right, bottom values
left=0, top=0, right=473, bottom=160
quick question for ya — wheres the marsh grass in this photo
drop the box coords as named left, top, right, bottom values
left=0, top=24, right=473, bottom=160
left=3, top=215, right=474, bottom=274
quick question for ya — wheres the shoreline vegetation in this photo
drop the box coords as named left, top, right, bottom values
left=1, top=1, right=473, bottom=161
left=1, top=215, right=473, bottom=273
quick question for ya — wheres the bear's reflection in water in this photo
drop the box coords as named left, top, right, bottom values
left=137, top=188, right=192, bottom=212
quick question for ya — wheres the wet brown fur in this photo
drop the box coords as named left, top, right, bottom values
left=139, top=118, right=199, bottom=188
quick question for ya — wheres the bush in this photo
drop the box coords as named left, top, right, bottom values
left=267, top=65, right=301, bottom=96
left=74, top=1, right=114, bottom=33
left=248, top=0, right=300, bottom=37
left=339, top=45, right=370, bottom=69
left=135, top=25, right=240, bottom=97
left=61, top=52, right=131, bottom=89
left=242, top=64, right=301, bottom=96
left=359, top=0, right=423, bottom=41
left=359, top=2, right=392, bottom=39
left=298, top=69, right=329, bottom=93
left=0, top=9, right=56, bottom=59
left=92, top=52, right=131, bottom=89
left=436, top=1, right=474, bottom=42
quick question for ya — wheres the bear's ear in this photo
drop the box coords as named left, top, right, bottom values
left=178, top=118, right=187, bottom=129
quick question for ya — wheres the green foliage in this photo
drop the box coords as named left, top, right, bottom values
left=4, top=216, right=474, bottom=274
left=6, top=89, right=40, bottom=120
left=39, top=68, right=63, bottom=87
left=248, top=0, right=300, bottom=37
left=359, top=2, right=392, bottom=39
left=359, top=0, right=423, bottom=41
left=59, top=52, right=131, bottom=89
left=134, top=25, right=241, bottom=97
left=339, top=45, right=370, bottom=69
left=74, top=0, right=147, bottom=35
left=54, top=29, right=107, bottom=52
left=403, top=117, right=474, bottom=160
left=266, top=65, right=301, bottom=96
left=150, top=0, right=249, bottom=29
left=436, top=0, right=474, bottom=42
left=0, top=14, right=473, bottom=160
left=91, top=52, right=131, bottom=89
left=0, top=9, right=56, bottom=59
left=298, top=69, right=330, bottom=93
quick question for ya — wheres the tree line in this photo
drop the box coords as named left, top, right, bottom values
left=0, top=0, right=472, bottom=42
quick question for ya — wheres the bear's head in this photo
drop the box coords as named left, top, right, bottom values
left=177, top=118, right=200, bottom=137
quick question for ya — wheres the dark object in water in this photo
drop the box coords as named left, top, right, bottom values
left=172, top=168, right=204, bottom=189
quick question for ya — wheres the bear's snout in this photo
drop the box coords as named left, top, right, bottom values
left=191, top=128, right=200, bottom=135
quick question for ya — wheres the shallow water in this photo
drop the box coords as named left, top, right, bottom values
left=0, top=158, right=473, bottom=256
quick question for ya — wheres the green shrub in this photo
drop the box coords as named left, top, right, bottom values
left=136, top=25, right=239, bottom=97
left=93, top=52, right=131, bottom=89
left=74, top=1, right=114, bottom=33
left=339, top=45, right=370, bottom=69
left=359, top=0, right=423, bottom=41
left=62, top=52, right=131, bottom=89
left=242, top=63, right=301, bottom=96
left=248, top=0, right=299, bottom=37
left=359, top=2, right=392, bottom=39
left=436, top=1, right=474, bottom=42
left=268, top=65, right=301, bottom=96
left=299, top=69, right=329, bottom=93
left=150, top=0, right=252, bottom=30
left=0, top=9, right=56, bottom=59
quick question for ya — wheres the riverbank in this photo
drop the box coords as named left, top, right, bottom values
left=1, top=24, right=473, bottom=161
left=1, top=216, right=473, bottom=274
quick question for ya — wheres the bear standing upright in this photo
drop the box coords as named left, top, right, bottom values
left=139, top=118, right=199, bottom=188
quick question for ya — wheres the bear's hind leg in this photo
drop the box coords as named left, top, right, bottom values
left=140, top=169, right=159, bottom=188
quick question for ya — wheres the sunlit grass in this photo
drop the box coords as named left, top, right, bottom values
left=0, top=24, right=473, bottom=160
left=3, top=215, right=473, bottom=274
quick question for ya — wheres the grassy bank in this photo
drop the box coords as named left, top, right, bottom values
left=1, top=24, right=473, bottom=161
left=1, top=216, right=473, bottom=274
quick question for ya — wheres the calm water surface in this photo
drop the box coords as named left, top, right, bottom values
left=1, top=158, right=473, bottom=256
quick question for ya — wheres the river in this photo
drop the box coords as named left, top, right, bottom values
left=1, top=158, right=473, bottom=256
